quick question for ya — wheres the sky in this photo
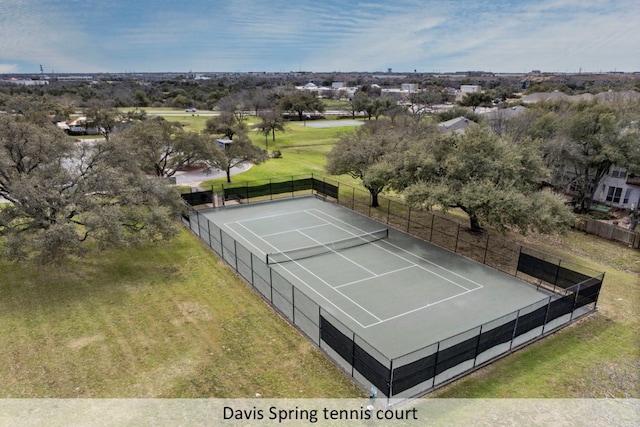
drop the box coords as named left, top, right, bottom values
left=1, top=0, right=639, bottom=74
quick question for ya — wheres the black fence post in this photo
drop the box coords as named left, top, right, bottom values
left=483, top=233, right=490, bottom=265
left=553, top=259, right=562, bottom=293
left=407, top=206, right=411, bottom=232
left=510, top=309, right=521, bottom=351
left=351, top=332, right=356, bottom=378
left=454, top=224, right=461, bottom=253
left=352, top=188, right=355, bottom=210
left=387, top=199, right=391, bottom=224
left=472, top=325, right=483, bottom=367
left=388, top=359, right=394, bottom=398
left=318, top=307, right=322, bottom=345
left=429, top=214, right=435, bottom=242
left=542, top=296, right=552, bottom=335
left=431, top=341, right=441, bottom=388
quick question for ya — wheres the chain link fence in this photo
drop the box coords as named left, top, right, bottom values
left=181, top=175, right=604, bottom=403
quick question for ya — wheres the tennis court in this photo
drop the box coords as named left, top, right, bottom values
left=201, top=196, right=554, bottom=359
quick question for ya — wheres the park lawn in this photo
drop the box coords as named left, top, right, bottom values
left=200, top=120, right=363, bottom=188
left=0, top=231, right=363, bottom=398
left=171, top=114, right=210, bottom=133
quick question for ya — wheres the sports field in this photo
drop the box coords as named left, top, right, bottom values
left=202, top=196, right=554, bottom=359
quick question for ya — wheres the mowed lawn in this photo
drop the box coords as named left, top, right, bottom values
left=0, top=232, right=363, bottom=398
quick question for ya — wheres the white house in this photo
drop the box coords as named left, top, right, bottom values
left=595, top=166, right=640, bottom=210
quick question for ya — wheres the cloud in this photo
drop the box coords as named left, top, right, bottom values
left=0, top=0, right=637, bottom=73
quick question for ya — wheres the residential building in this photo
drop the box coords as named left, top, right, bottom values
left=595, top=166, right=640, bottom=210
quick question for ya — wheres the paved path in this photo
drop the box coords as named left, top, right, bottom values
left=172, top=163, right=253, bottom=189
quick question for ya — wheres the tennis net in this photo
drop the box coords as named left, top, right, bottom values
left=266, top=228, right=389, bottom=264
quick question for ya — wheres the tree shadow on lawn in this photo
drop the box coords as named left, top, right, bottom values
left=0, top=239, right=183, bottom=315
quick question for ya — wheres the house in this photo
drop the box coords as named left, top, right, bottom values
left=217, top=139, right=233, bottom=149
left=594, top=166, right=640, bottom=210
left=61, top=117, right=100, bottom=135
left=438, top=116, right=477, bottom=134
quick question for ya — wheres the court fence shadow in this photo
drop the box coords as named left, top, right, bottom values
left=181, top=175, right=605, bottom=405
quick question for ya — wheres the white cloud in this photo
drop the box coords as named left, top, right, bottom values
left=0, top=0, right=637, bottom=73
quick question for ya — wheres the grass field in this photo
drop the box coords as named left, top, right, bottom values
left=0, top=233, right=363, bottom=398
left=1, top=114, right=637, bottom=399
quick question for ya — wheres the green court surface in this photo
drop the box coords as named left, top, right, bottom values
left=202, top=196, right=554, bottom=359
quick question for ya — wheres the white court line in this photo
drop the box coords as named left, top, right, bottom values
left=296, top=229, right=379, bottom=277
left=227, top=219, right=383, bottom=327
left=226, top=207, right=486, bottom=329
left=223, top=209, right=315, bottom=226
left=335, top=265, right=418, bottom=289
left=262, top=223, right=331, bottom=238
left=307, top=209, right=485, bottom=291
left=363, top=288, right=481, bottom=328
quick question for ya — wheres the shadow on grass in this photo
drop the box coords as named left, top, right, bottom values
left=0, top=238, right=183, bottom=315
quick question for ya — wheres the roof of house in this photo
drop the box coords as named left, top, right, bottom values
left=438, top=116, right=477, bottom=134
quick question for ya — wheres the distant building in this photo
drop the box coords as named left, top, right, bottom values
left=438, top=116, right=477, bottom=134
left=460, top=84, right=482, bottom=93
left=401, top=83, right=417, bottom=92
left=2, top=78, right=48, bottom=86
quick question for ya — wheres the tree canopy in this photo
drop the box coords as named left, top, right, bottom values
left=279, top=91, right=326, bottom=121
left=391, top=125, right=574, bottom=232
left=113, top=117, right=221, bottom=178
left=326, top=120, right=433, bottom=207
left=205, top=134, right=268, bottom=183
left=551, top=101, right=640, bottom=211
left=0, top=114, right=185, bottom=262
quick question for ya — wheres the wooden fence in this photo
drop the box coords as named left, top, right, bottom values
left=574, top=219, right=640, bottom=248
